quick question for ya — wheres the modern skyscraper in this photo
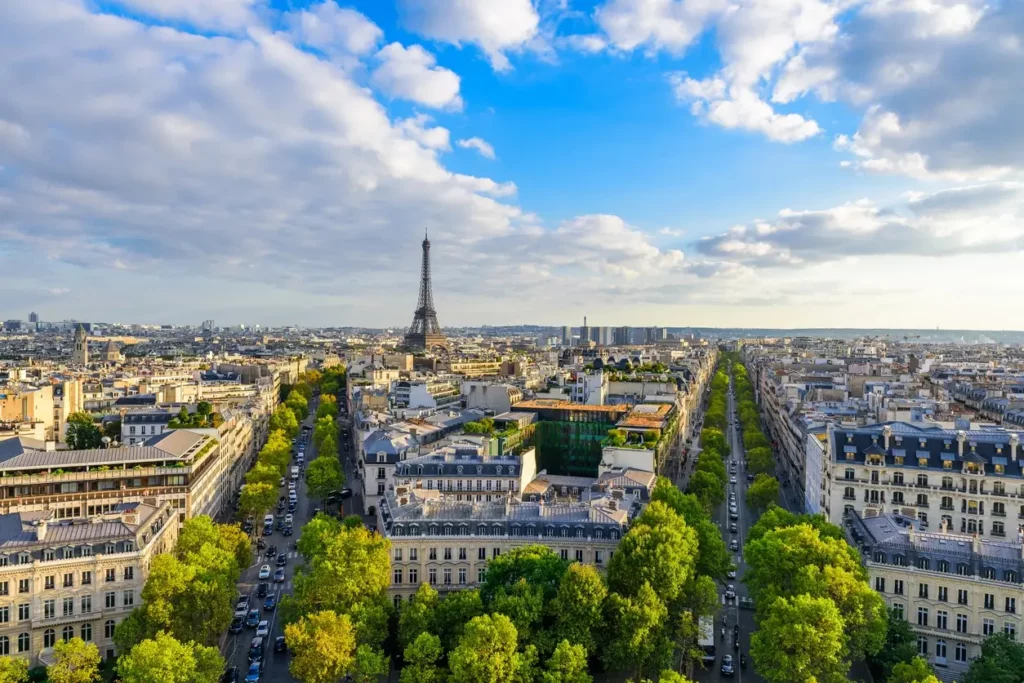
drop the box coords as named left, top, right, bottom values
left=561, top=326, right=572, bottom=346
left=405, top=230, right=446, bottom=351
left=614, top=326, right=631, bottom=345
left=579, top=316, right=590, bottom=348
left=28, top=311, right=38, bottom=323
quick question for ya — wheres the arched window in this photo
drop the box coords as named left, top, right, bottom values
left=81, top=623, right=92, bottom=642
left=44, top=629, right=56, bottom=648
left=478, top=524, right=488, bottom=535
left=104, top=620, right=116, bottom=639
left=496, top=466, right=502, bottom=474
left=17, top=633, right=29, bottom=653
left=942, top=476, right=953, bottom=490
left=0, top=636, right=8, bottom=656
left=491, top=525, right=501, bottom=535
left=62, top=626, right=74, bottom=642
left=443, top=525, right=453, bottom=535
left=457, top=465, right=463, bottom=474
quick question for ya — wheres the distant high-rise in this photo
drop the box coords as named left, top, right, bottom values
left=614, top=326, right=631, bottom=345
left=72, top=325, right=89, bottom=366
left=405, top=230, right=446, bottom=351
left=579, top=316, right=590, bottom=348
left=598, top=326, right=613, bottom=346
left=28, top=311, right=38, bottom=323
left=201, top=319, right=215, bottom=333
left=561, top=326, right=572, bottom=346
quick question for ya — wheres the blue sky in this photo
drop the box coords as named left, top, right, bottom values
left=1, top=1, right=1022, bottom=329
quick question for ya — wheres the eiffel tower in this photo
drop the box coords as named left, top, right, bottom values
left=405, top=230, right=446, bottom=351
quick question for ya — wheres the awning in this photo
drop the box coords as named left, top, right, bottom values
left=915, top=451, right=932, bottom=460
left=892, top=449, right=907, bottom=457
left=844, top=445, right=858, bottom=453
left=992, top=457, right=1008, bottom=466
left=940, top=452, right=956, bottom=461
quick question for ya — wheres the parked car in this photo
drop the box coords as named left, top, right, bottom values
left=730, top=476, right=737, bottom=485
left=245, top=610, right=260, bottom=628
left=245, top=662, right=261, bottom=682
left=222, top=666, right=240, bottom=683
left=730, top=511, right=739, bottom=520
left=727, top=569, right=737, bottom=579
left=256, top=621, right=269, bottom=638
left=264, top=594, right=277, bottom=611
left=274, top=568, right=286, bottom=583
left=730, top=523, right=738, bottom=533
left=274, top=636, right=286, bottom=653
left=258, top=565, right=271, bottom=580
left=229, top=617, right=244, bottom=634
left=729, top=539, right=739, bottom=551
left=747, top=473, right=754, bottom=481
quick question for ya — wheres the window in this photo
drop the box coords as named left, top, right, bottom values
left=0, top=581, right=6, bottom=597
left=443, top=548, right=452, bottom=561
left=958, top=589, right=968, bottom=606
left=935, top=639, right=946, bottom=660
left=595, top=550, right=604, bottom=565
left=81, top=595, right=91, bottom=614
left=844, top=486, right=855, bottom=500
left=17, top=633, right=29, bottom=653
left=917, top=636, right=928, bottom=655
left=956, top=614, right=968, bottom=633
left=918, top=608, right=929, bottom=626
left=560, top=549, right=568, bottom=561
left=63, top=597, right=74, bottom=617
left=105, top=620, right=116, bottom=639
left=376, top=467, right=386, bottom=480
left=875, top=577, right=886, bottom=592
left=492, top=548, right=501, bottom=558
left=409, top=568, right=418, bottom=584
left=44, top=600, right=55, bottom=620
left=1005, top=622, right=1017, bottom=640
left=105, top=592, right=116, bottom=609
left=377, top=483, right=385, bottom=496
left=409, top=548, right=417, bottom=561
left=18, top=604, right=29, bottom=621
left=845, top=468, right=855, bottom=480
left=938, top=586, right=948, bottom=602
left=393, top=595, right=402, bottom=609
left=984, top=618, right=995, bottom=636
left=393, top=569, right=403, bottom=585
left=458, top=568, right=467, bottom=585
left=477, top=547, right=486, bottom=561
left=123, top=567, right=134, bottom=581
left=1007, top=597, right=1017, bottom=614
left=428, top=548, right=437, bottom=561
left=428, top=569, right=436, bottom=585
left=894, top=579, right=904, bottom=595
left=61, top=626, right=73, bottom=643
left=919, top=584, right=929, bottom=599
left=458, top=548, right=467, bottom=561
left=917, top=474, right=929, bottom=487
left=954, top=642, right=967, bottom=663
left=986, top=593, right=995, bottom=609
left=44, top=549, right=55, bottom=562
left=443, top=569, right=451, bottom=585
left=893, top=603, right=904, bottom=619
left=45, top=575, right=55, bottom=590
left=63, top=572, right=74, bottom=588
left=81, top=623, right=92, bottom=642
left=478, top=567, right=486, bottom=584
left=105, top=569, right=115, bottom=583
left=123, top=590, right=134, bottom=607
left=938, top=560, right=949, bottom=573
left=18, top=579, right=29, bottom=594
left=936, top=611, right=947, bottom=630
left=0, top=607, right=7, bottom=624
left=82, top=571, right=92, bottom=586
left=44, top=629, right=55, bottom=648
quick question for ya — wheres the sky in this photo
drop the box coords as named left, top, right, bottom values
left=1, top=0, right=1023, bottom=330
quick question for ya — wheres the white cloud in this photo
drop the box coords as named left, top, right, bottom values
left=595, top=0, right=724, bottom=55
left=456, top=137, right=496, bottom=160
left=105, top=0, right=259, bottom=31
left=397, top=0, right=540, bottom=71
left=284, top=2, right=382, bottom=55
left=558, top=34, right=608, bottom=53
left=371, top=43, right=463, bottom=110
left=397, top=114, right=451, bottom=151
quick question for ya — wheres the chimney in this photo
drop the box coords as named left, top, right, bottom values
left=36, top=520, right=47, bottom=541
left=1010, top=434, right=1019, bottom=462
left=972, top=532, right=982, bottom=554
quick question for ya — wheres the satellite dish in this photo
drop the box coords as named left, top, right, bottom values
left=101, top=436, right=111, bottom=449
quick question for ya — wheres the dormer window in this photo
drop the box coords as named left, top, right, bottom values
left=44, top=550, right=55, bottom=562
left=509, top=466, right=515, bottom=475
left=104, top=544, right=115, bottom=555
left=376, top=452, right=386, bottom=464
left=476, top=466, right=483, bottom=474
left=456, top=466, right=463, bottom=474
left=496, top=466, right=502, bottom=474
left=17, top=553, right=29, bottom=565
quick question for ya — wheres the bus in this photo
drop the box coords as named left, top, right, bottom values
left=698, top=615, right=716, bottom=665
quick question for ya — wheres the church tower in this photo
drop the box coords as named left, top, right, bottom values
left=72, top=325, right=89, bottom=366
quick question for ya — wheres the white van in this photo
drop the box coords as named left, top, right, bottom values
left=290, top=466, right=299, bottom=481
left=263, top=514, right=274, bottom=527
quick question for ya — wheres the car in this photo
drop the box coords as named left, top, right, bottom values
left=284, top=514, right=293, bottom=525
left=730, top=476, right=737, bottom=484
left=729, top=539, right=739, bottom=551
left=241, top=521, right=253, bottom=533
left=287, top=482, right=296, bottom=491
left=245, top=662, right=261, bottom=683
left=245, top=609, right=260, bottom=628
left=287, top=502, right=296, bottom=513
left=256, top=582, right=269, bottom=598
left=277, top=552, right=287, bottom=567
left=747, top=473, right=754, bottom=481
left=266, top=545, right=277, bottom=557
left=282, top=526, right=293, bottom=537
left=725, top=585, right=736, bottom=600
left=274, top=568, right=286, bottom=583
left=248, top=637, right=264, bottom=661
left=274, top=636, right=286, bottom=653
left=278, top=495, right=286, bottom=503
left=258, top=565, right=271, bottom=579
left=229, top=617, right=244, bottom=634
left=236, top=594, right=250, bottom=609
left=730, top=523, right=738, bottom=533
left=264, top=594, right=277, bottom=611
left=222, top=666, right=240, bottom=683
left=721, top=654, right=735, bottom=676
left=730, top=511, right=739, bottom=520
left=727, top=569, right=737, bottom=579
left=256, top=620, right=269, bottom=637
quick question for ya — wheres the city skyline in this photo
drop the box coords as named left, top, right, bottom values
left=1, top=1, right=1022, bottom=328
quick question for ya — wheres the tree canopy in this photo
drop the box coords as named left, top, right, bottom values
left=65, top=412, right=103, bottom=449
left=116, top=631, right=222, bottom=683
left=47, top=637, right=101, bottom=683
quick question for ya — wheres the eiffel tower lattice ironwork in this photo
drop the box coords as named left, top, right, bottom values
left=405, top=230, right=446, bottom=350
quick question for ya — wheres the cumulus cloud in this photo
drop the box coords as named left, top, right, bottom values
left=456, top=137, right=496, bottom=159
left=371, top=43, right=463, bottom=110
left=397, top=0, right=540, bottom=71
left=397, top=114, right=451, bottom=151
left=285, top=2, right=383, bottom=55
left=105, top=0, right=259, bottom=31
left=595, top=0, right=724, bottom=55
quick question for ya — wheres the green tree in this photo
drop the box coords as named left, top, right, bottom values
left=889, top=657, right=939, bottom=683
left=0, top=657, right=28, bottom=683
left=285, top=611, right=357, bottom=683
left=313, top=416, right=336, bottom=450
left=352, top=645, right=389, bottom=682
left=238, top=482, right=276, bottom=522
left=400, top=632, right=445, bottom=683
left=746, top=474, right=780, bottom=510
left=750, top=594, right=848, bottom=683
left=550, top=563, right=607, bottom=657
left=686, top=470, right=724, bottom=510
left=102, top=419, right=121, bottom=442
left=245, top=461, right=281, bottom=487
left=607, top=501, right=698, bottom=604
left=117, top=631, right=222, bottom=683
left=448, top=614, right=527, bottom=683
left=600, top=582, right=672, bottom=679
left=482, top=545, right=569, bottom=603
left=47, top=637, right=100, bottom=683
left=699, top=428, right=727, bottom=457
left=746, top=446, right=774, bottom=474
left=297, top=513, right=342, bottom=560
left=316, top=401, right=339, bottom=420
left=286, top=390, right=309, bottom=422
left=962, top=632, right=1024, bottom=683
left=490, top=580, right=545, bottom=649
left=175, top=516, right=249, bottom=571
left=657, top=672, right=694, bottom=683
left=542, top=640, right=591, bottom=683
left=319, top=434, right=338, bottom=459
left=650, top=480, right=729, bottom=579
left=743, top=429, right=770, bottom=450
left=65, top=412, right=103, bottom=449
left=867, top=608, right=918, bottom=680
left=432, top=589, right=485, bottom=653
left=399, top=583, right=439, bottom=651
left=291, top=525, right=391, bottom=616
left=270, top=404, right=300, bottom=439
left=746, top=504, right=843, bottom=543
left=306, top=456, right=344, bottom=506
